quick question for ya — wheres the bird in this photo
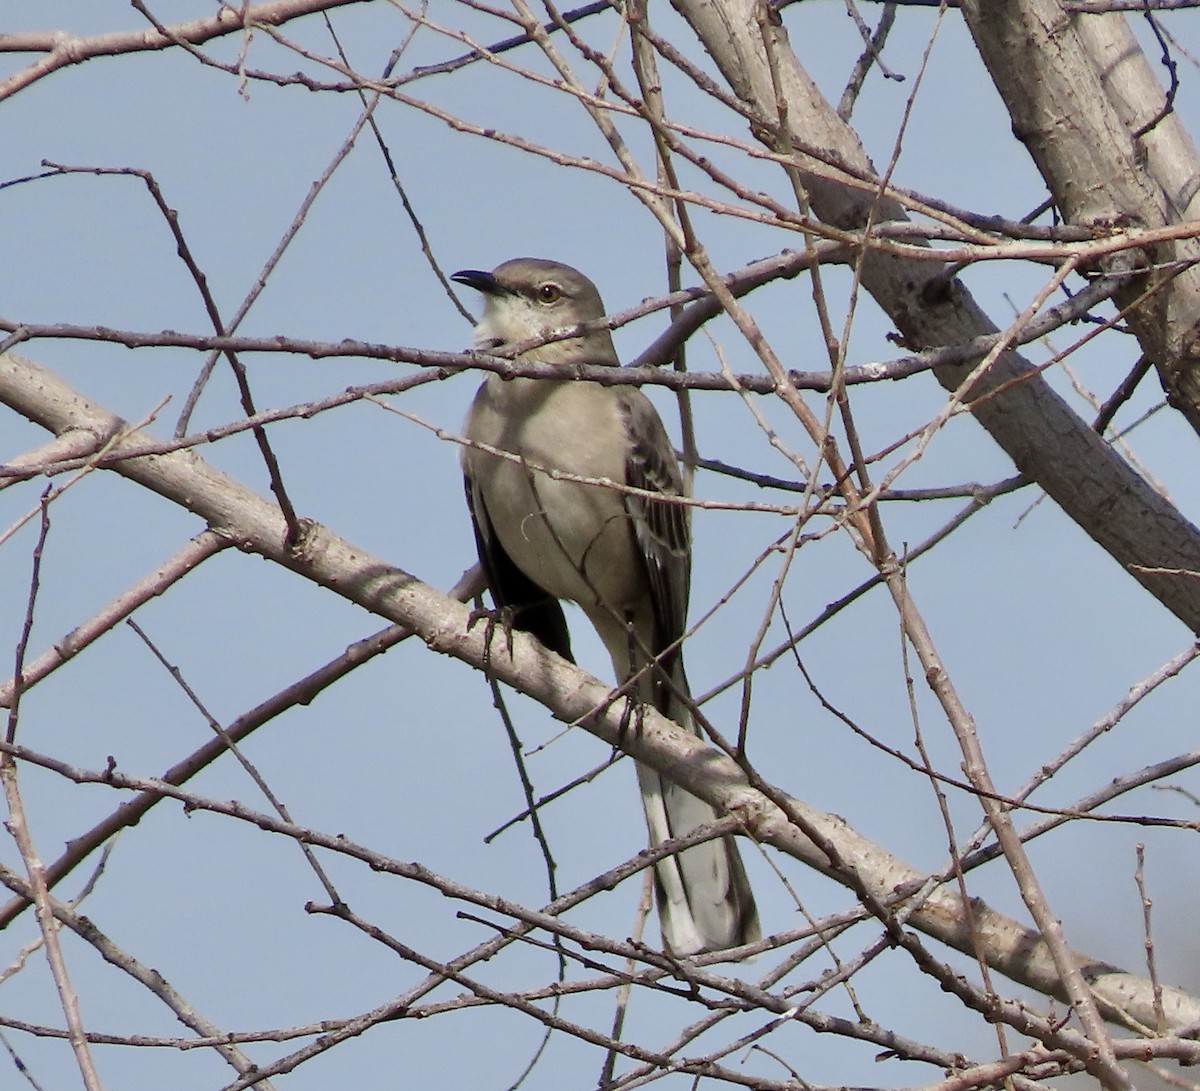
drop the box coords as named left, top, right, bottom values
left=454, top=257, right=759, bottom=956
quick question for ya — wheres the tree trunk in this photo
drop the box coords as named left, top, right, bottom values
left=960, top=1, right=1200, bottom=434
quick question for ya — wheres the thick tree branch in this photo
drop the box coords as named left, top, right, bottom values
left=959, top=0, right=1200, bottom=435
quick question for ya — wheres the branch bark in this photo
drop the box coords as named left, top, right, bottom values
left=959, top=1, right=1200, bottom=436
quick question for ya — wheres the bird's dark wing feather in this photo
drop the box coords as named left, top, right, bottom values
left=618, top=391, right=690, bottom=667
left=463, top=474, right=574, bottom=662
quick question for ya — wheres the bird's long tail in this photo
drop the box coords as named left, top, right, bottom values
left=634, top=657, right=760, bottom=956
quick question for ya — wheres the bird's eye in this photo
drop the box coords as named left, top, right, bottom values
left=536, top=283, right=562, bottom=304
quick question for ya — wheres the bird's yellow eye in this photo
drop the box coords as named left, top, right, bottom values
left=536, top=283, right=562, bottom=304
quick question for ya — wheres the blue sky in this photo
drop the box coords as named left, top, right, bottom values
left=3, top=3, right=1200, bottom=1088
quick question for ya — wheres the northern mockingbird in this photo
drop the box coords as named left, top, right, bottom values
left=454, top=257, right=760, bottom=956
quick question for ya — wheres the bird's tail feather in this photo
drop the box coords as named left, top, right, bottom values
left=634, top=660, right=760, bottom=956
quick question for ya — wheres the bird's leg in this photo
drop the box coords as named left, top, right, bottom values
left=613, top=612, right=648, bottom=747
left=467, top=600, right=519, bottom=662
left=615, top=696, right=643, bottom=749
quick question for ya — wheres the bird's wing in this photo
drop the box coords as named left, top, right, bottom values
left=617, top=390, right=690, bottom=668
left=463, top=472, right=575, bottom=662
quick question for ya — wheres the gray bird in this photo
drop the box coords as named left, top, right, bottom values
left=455, top=257, right=759, bottom=956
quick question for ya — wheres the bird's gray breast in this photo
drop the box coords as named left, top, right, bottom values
left=462, top=376, right=643, bottom=609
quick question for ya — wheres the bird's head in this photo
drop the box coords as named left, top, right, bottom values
left=451, top=258, right=620, bottom=367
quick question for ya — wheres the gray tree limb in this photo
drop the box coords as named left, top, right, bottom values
left=959, top=0, right=1200, bottom=436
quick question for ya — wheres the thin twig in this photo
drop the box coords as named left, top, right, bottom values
left=0, top=531, right=229, bottom=708
left=0, top=861, right=274, bottom=1085
left=126, top=618, right=344, bottom=907
left=1134, top=843, right=1168, bottom=1033
left=837, top=1, right=900, bottom=121
left=0, top=565, right=483, bottom=929
left=2, top=495, right=103, bottom=1090
left=172, top=82, right=384, bottom=436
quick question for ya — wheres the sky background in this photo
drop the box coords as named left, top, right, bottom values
left=3, top=2, right=1200, bottom=1089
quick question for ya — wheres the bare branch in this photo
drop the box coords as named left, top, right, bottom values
left=0, top=0, right=371, bottom=102
left=0, top=532, right=228, bottom=708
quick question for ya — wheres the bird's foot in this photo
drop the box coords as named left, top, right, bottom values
left=467, top=604, right=517, bottom=660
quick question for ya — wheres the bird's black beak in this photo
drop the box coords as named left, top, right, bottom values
left=451, top=269, right=501, bottom=295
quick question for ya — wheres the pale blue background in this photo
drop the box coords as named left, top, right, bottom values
left=2, top=3, right=1200, bottom=1088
